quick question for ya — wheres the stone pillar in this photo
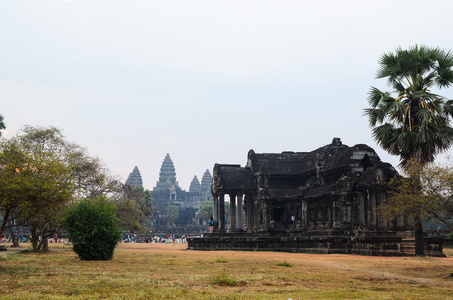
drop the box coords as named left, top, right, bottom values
left=229, top=194, right=236, bottom=232
left=219, top=194, right=225, bottom=233
left=213, top=194, right=219, bottom=232
left=301, top=200, right=307, bottom=227
left=359, top=192, right=365, bottom=227
left=371, top=191, right=377, bottom=227
left=246, top=193, right=255, bottom=232
left=236, top=194, right=243, bottom=230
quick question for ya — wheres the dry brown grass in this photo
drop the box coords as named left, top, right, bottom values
left=1, top=242, right=452, bottom=299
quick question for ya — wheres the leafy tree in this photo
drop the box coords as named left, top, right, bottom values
left=420, top=162, right=453, bottom=231
left=0, top=126, right=119, bottom=251
left=63, top=197, right=122, bottom=260
left=166, top=205, right=179, bottom=225
left=115, top=186, right=153, bottom=232
left=0, top=114, right=5, bottom=136
left=382, top=161, right=453, bottom=233
left=364, top=45, right=453, bottom=255
left=199, top=201, right=213, bottom=221
left=0, top=136, right=72, bottom=250
left=115, top=198, right=147, bottom=233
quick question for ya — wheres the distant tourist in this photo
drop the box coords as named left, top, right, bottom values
left=208, top=217, right=214, bottom=233
left=269, top=220, right=275, bottom=235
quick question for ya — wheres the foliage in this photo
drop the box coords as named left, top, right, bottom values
left=447, top=231, right=453, bottom=240
left=209, top=268, right=237, bottom=286
left=214, top=256, right=229, bottom=263
left=0, top=114, right=5, bottom=135
left=419, top=162, right=453, bottom=231
left=166, top=205, right=179, bottom=225
left=0, top=126, right=120, bottom=251
left=0, top=133, right=73, bottom=249
left=115, top=186, right=153, bottom=232
left=276, top=260, right=292, bottom=267
left=63, top=197, right=122, bottom=260
left=381, top=160, right=453, bottom=231
left=364, top=45, right=453, bottom=170
left=115, top=198, right=147, bottom=233
left=199, top=201, right=213, bottom=220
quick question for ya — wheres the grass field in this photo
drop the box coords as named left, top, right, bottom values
left=1, top=243, right=452, bottom=299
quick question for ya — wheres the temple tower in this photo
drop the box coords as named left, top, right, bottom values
left=156, top=153, right=178, bottom=188
left=125, top=166, right=143, bottom=188
left=200, top=169, right=213, bottom=202
left=189, top=176, right=201, bottom=193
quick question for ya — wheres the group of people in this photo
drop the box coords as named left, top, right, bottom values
left=207, top=217, right=248, bottom=233
left=1, top=234, right=67, bottom=244
left=121, top=234, right=187, bottom=245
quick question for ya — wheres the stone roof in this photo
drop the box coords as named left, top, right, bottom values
left=212, top=138, right=398, bottom=199
left=212, top=164, right=257, bottom=194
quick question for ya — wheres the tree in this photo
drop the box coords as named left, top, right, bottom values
left=0, top=135, right=73, bottom=249
left=199, top=201, right=213, bottom=221
left=166, top=205, right=179, bottom=225
left=115, top=198, right=147, bottom=233
left=420, top=162, right=453, bottom=231
left=364, top=45, right=453, bottom=169
left=364, top=45, right=453, bottom=255
left=115, top=186, right=153, bottom=233
left=0, top=126, right=119, bottom=251
left=382, top=161, right=453, bottom=232
left=63, top=197, right=122, bottom=260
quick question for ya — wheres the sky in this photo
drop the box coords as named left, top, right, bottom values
left=2, top=0, right=453, bottom=190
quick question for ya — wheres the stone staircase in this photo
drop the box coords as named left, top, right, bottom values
left=400, top=237, right=416, bottom=255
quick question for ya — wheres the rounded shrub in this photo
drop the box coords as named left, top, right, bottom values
left=63, top=197, right=122, bottom=260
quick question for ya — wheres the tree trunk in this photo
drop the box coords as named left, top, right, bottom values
left=31, top=226, right=40, bottom=252
left=9, top=220, right=20, bottom=247
left=414, top=214, right=425, bottom=256
left=0, top=210, right=10, bottom=238
left=41, top=237, right=49, bottom=251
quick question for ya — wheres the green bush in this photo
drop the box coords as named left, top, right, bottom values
left=63, top=197, right=122, bottom=260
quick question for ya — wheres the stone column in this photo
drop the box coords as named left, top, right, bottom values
left=236, top=194, right=243, bottom=230
left=246, top=193, right=255, bottom=232
left=213, top=194, right=219, bottom=232
left=219, top=194, right=225, bottom=233
left=359, top=192, right=365, bottom=227
left=371, top=191, right=377, bottom=227
left=229, top=194, right=236, bottom=232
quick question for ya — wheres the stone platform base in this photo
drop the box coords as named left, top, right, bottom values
left=187, top=231, right=445, bottom=257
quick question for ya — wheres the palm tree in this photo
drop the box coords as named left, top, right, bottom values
left=364, top=45, right=453, bottom=256
left=365, top=45, right=453, bottom=169
left=0, top=114, right=5, bottom=136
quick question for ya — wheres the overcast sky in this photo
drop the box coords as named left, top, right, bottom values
left=2, top=0, right=453, bottom=190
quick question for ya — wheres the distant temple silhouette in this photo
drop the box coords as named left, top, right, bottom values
left=125, top=166, right=143, bottom=188
left=126, top=154, right=212, bottom=234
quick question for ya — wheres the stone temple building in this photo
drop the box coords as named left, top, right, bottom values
left=150, top=153, right=213, bottom=233
left=125, top=166, right=143, bottom=188
left=188, top=138, right=444, bottom=256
